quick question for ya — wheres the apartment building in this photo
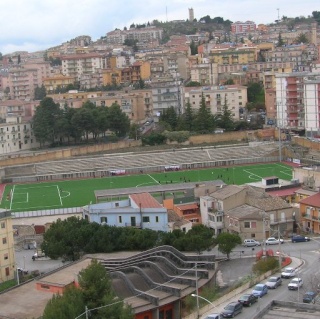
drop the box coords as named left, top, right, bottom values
left=48, top=89, right=152, bottom=123
left=190, top=63, right=218, bottom=85
left=265, top=44, right=317, bottom=69
left=300, top=192, right=320, bottom=235
left=150, top=75, right=181, bottom=120
left=0, top=210, right=15, bottom=283
left=7, top=61, right=51, bottom=100
left=231, top=21, right=256, bottom=34
left=61, top=53, right=107, bottom=80
left=0, top=117, right=39, bottom=154
left=275, top=72, right=320, bottom=135
left=106, top=26, right=163, bottom=45
left=209, top=47, right=257, bottom=65
left=162, top=54, right=190, bottom=81
left=43, top=74, right=76, bottom=93
left=183, top=84, right=247, bottom=120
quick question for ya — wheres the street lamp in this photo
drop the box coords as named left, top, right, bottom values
left=191, top=293, right=214, bottom=306
left=191, top=293, right=215, bottom=319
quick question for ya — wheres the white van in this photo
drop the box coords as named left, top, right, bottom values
left=204, top=314, right=221, bottom=319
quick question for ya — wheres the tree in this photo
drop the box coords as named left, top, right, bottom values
left=217, top=96, right=234, bottom=131
left=193, top=93, right=215, bottom=134
left=34, top=84, right=47, bottom=100
left=216, top=233, right=242, bottom=259
left=190, top=40, right=198, bottom=55
left=43, top=260, right=134, bottom=319
left=247, top=82, right=264, bottom=103
left=107, top=103, right=130, bottom=137
left=277, top=32, right=285, bottom=47
left=177, top=100, right=194, bottom=131
left=42, top=286, right=84, bottom=319
left=295, top=33, right=309, bottom=44
left=32, top=97, right=62, bottom=147
left=159, top=106, right=178, bottom=130
left=41, top=217, right=97, bottom=260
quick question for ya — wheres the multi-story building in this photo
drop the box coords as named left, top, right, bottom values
left=209, top=47, right=257, bottom=65
left=48, top=89, right=152, bottom=123
left=265, top=44, right=317, bottom=70
left=190, top=63, right=218, bottom=85
left=0, top=210, right=15, bottom=283
left=83, top=192, right=169, bottom=232
left=231, top=21, right=256, bottom=34
left=150, top=74, right=181, bottom=120
left=43, top=74, right=76, bottom=93
left=300, top=192, right=320, bottom=235
left=7, top=61, right=51, bottom=100
left=106, top=26, right=163, bottom=45
left=0, top=117, right=39, bottom=154
left=61, top=53, right=107, bottom=80
left=275, top=72, right=320, bottom=135
left=183, top=84, right=247, bottom=120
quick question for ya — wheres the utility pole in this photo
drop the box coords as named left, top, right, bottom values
left=195, top=262, right=200, bottom=318
left=278, top=225, right=282, bottom=271
left=262, top=214, right=266, bottom=256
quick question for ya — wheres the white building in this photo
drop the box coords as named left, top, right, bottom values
left=0, top=117, right=39, bottom=154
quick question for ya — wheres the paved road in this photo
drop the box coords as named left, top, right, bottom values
left=15, top=249, right=69, bottom=275
left=201, top=239, right=320, bottom=319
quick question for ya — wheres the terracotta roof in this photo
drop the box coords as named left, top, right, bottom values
left=267, top=186, right=301, bottom=197
left=130, top=193, right=163, bottom=209
left=175, top=203, right=198, bottom=211
left=300, top=192, right=320, bottom=207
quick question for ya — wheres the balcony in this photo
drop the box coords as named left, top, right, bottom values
left=270, top=217, right=295, bottom=225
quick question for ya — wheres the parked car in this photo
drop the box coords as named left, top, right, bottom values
left=281, top=267, right=296, bottom=279
left=288, top=277, right=303, bottom=290
left=303, top=291, right=317, bottom=303
left=204, top=314, right=221, bottom=319
left=252, top=284, right=268, bottom=297
left=292, top=235, right=310, bottom=243
left=265, top=237, right=284, bottom=245
left=220, top=302, right=243, bottom=318
left=238, top=293, right=258, bottom=306
left=243, top=239, right=261, bottom=247
left=266, top=276, right=282, bottom=289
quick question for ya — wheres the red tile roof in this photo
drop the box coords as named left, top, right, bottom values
left=267, top=186, right=301, bottom=197
left=130, top=193, right=163, bottom=209
left=299, top=192, right=320, bottom=207
left=176, top=203, right=199, bottom=211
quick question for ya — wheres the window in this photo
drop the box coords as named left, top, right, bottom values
left=100, top=217, right=107, bottom=223
left=118, top=216, right=122, bottom=223
left=4, top=253, right=8, bottom=260
left=143, top=216, right=150, bottom=223
left=2, top=237, right=7, bottom=244
left=5, top=267, right=9, bottom=276
left=251, top=234, right=256, bottom=238
left=155, top=216, right=159, bottom=223
left=1, top=222, right=5, bottom=228
left=244, top=222, right=250, bottom=228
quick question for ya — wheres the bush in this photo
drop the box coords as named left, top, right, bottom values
left=252, top=257, right=279, bottom=275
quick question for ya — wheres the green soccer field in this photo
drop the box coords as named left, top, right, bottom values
left=0, top=162, right=293, bottom=212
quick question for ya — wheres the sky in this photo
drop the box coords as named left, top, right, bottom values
left=0, top=0, right=318, bottom=54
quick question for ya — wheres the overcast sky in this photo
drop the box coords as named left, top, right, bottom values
left=0, top=0, right=318, bottom=54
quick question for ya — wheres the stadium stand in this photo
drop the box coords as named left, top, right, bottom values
left=2, top=143, right=280, bottom=183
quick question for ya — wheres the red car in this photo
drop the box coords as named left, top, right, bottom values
left=238, top=293, right=258, bottom=306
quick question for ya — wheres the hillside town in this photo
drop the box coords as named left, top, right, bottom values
left=0, top=6, right=320, bottom=319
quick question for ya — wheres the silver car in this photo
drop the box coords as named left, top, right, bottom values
left=266, top=276, right=282, bottom=289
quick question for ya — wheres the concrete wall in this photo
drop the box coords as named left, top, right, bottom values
left=292, top=136, right=320, bottom=151
left=0, top=140, right=141, bottom=168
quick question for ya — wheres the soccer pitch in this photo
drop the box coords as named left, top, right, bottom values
left=1, top=162, right=293, bottom=212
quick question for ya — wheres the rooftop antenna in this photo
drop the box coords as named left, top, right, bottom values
left=277, top=8, right=280, bottom=22
left=166, top=6, right=168, bottom=22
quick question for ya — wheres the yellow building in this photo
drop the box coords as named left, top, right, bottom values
left=210, top=47, right=257, bottom=65
left=43, top=74, right=76, bottom=93
left=102, top=68, right=122, bottom=86
left=0, top=210, right=15, bottom=283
